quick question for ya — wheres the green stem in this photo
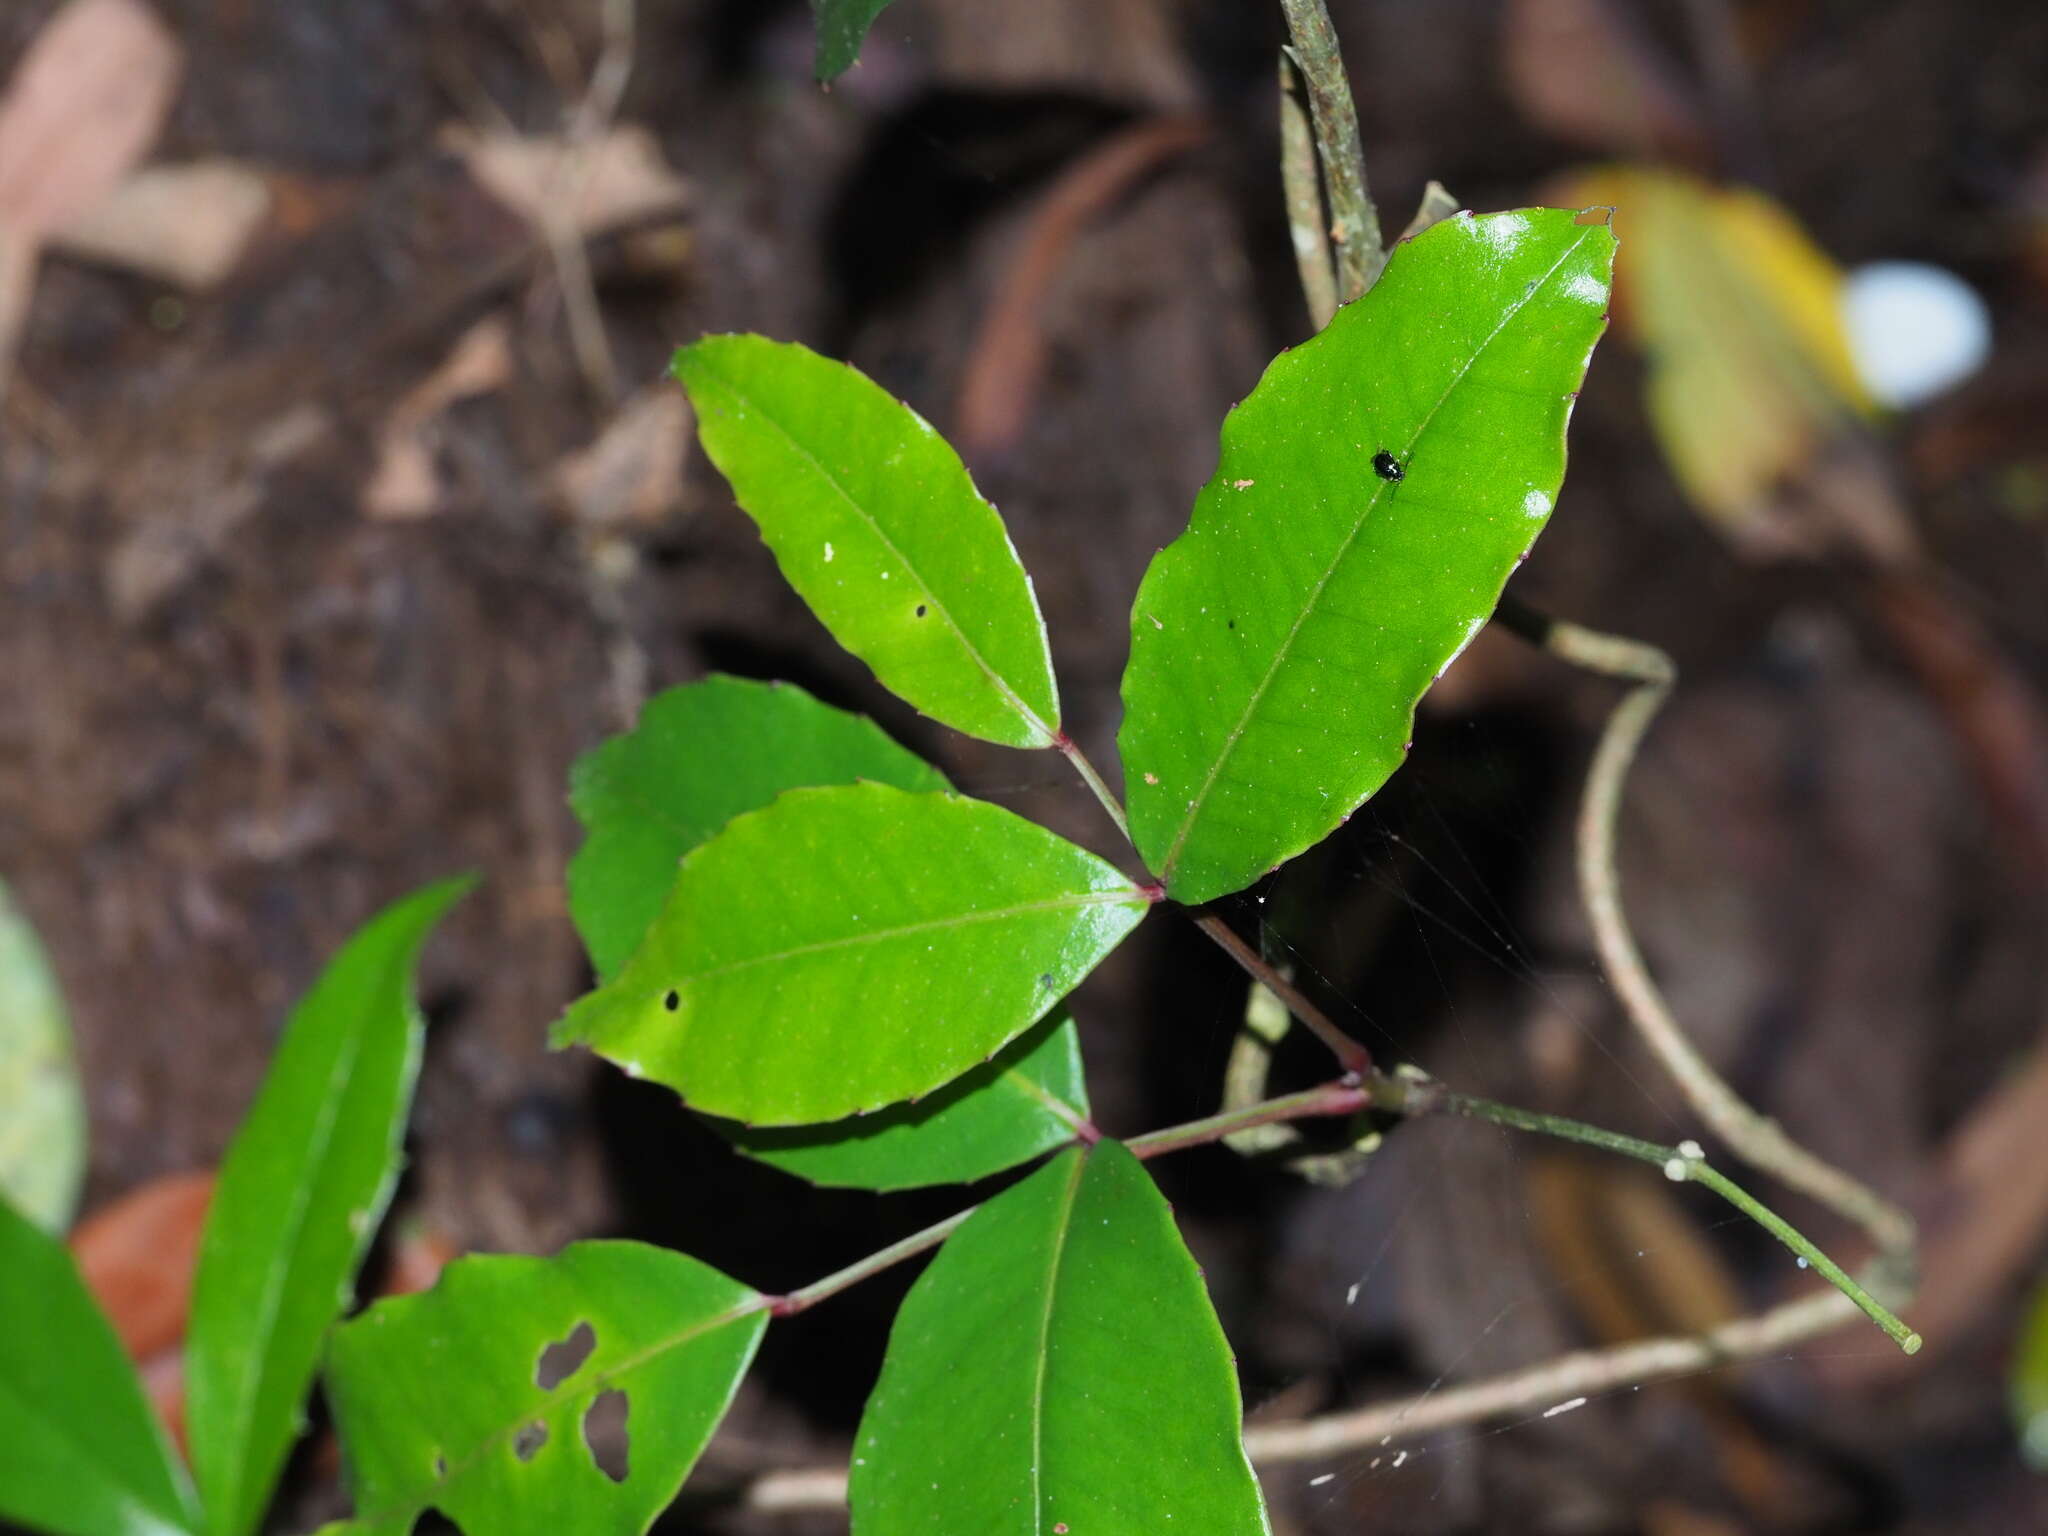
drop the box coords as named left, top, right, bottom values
left=1054, top=733, right=1133, bottom=845
left=771, top=1209, right=974, bottom=1318
left=1436, top=1088, right=1922, bottom=1354
left=769, top=1080, right=1374, bottom=1317
left=1128, top=1080, right=1369, bottom=1160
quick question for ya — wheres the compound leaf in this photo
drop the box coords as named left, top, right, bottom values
left=567, top=675, right=947, bottom=983
left=851, top=1140, right=1270, bottom=1534
left=554, top=783, right=1147, bottom=1126
left=1120, top=208, right=1616, bottom=903
left=0, top=1193, right=198, bottom=1536
left=324, top=1241, right=767, bottom=1536
left=676, top=336, right=1060, bottom=748
left=186, top=877, right=474, bottom=1536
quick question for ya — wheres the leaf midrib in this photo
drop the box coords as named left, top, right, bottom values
left=200, top=954, right=400, bottom=1536
left=1159, top=226, right=1597, bottom=887
left=682, top=888, right=1143, bottom=986
left=695, top=356, right=1056, bottom=744
left=1027, top=1150, right=1089, bottom=1532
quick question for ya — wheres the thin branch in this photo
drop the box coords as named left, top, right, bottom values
left=1434, top=1087, right=1918, bottom=1351
left=1277, top=0, right=1384, bottom=298
left=1054, top=732, right=1133, bottom=845
left=1241, top=1285, right=1861, bottom=1463
left=767, top=1077, right=1377, bottom=1320
left=731, top=1287, right=1866, bottom=1510
left=1493, top=596, right=1918, bottom=1263
left=1192, top=909, right=1375, bottom=1076
left=769, top=1209, right=973, bottom=1319
left=1128, top=1080, right=1369, bottom=1161
left=1278, top=53, right=1339, bottom=330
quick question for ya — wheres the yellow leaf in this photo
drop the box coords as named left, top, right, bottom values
left=1566, top=166, right=1874, bottom=536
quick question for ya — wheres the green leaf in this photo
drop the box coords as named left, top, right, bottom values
left=186, top=876, right=475, bottom=1536
left=567, top=675, right=947, bottom=984
left=811, top=0, right=901, bottom=79
left=851, top=1140, right=1270, bottom=1533
left=717, top=1006, right=1089, bottom=1190
left=1120, top=207, right=1617, bottom=903
left=675, top=335, right=1060, bottom=748
left=554, top=783, right=1148, bottom=1126
left=0, top=1194, right=198, bottom=1536
left=0, top=876, right=85, bottom=1232
left=324, top=1241, right=768, bottom=1536
left=2017, top=1275, right=2048, bottom=1470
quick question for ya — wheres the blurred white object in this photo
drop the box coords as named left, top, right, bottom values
left=1841, top=260, right=1991, bottom=409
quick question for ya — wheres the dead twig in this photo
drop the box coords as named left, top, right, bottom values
left=1493, top=596, right=1919, bottom=1265
left=954, top=113, right=1209, bottom=457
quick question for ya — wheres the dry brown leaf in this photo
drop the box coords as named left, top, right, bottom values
left=0, top=0, right=183, bottom=390
left=1502, top=0, right=1709, bottom=163
left=70, top=1169, right=213, bottom=1360
left=1560, top=166, right=1887, bottom=552
left=443, top=123, right=688, bottom=242
left=0, top=0, right=183, bottom=237
left=50, top=159, right=272, bottom=289
left=363, top=314, right=515, bottom=520
left=552, top=385, right=691, bottom=531
left=106, top=402, right=331, bottom=621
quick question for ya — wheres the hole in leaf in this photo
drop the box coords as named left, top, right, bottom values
left=662, top=989, right=680, bottom=1011
left=513, top=1420, right=549, bottom=1462
left=583, top=1388, right=631, bottom=1483
left=432, top=1453, right=446, bottom=1480
left=535, top=1321, right=597, bottom=1390
left=914, top=604, right=927, bottom=617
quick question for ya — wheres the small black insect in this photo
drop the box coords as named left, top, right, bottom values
left=1371, top=450, right=1405, bottom=482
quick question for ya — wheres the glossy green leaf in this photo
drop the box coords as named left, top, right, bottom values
left=0, top=1194, right=198, bottom=1536
left=811, top=0, right=900, bottom=79
left=676, top=335, right=1060, bottom=748
left=326, top=1241, right=766, bottom=1536
left=2016, top=1275, right=2048, bottom=1470
left=717, top=1007, right=1089, bottom=1190
left=554, top=783, right=1148, bottom=1126
left=851, top=1140, right=1270, bottom=1534
left=0, top=876, right=85, bottom=1232
left=1120, top=207, right=1617, bottom=903
left=567, top=674, right=947, bottom=984
left=186, top=877, right=474, bottom=1536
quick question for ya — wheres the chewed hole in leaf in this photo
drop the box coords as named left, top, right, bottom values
left=662, top=989, right=680, bottom=1011
left=535, top=1320, right=597, bottom=1390
left=432, top=1453, right=447, bottom=1480
left=513, top=1420, right=549, bottom=1462
left=583, top=1388, right=631, bottom=1484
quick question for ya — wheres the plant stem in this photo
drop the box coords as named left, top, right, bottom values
left=1436, top=1090, right=1919, bottom=1352
left=1128, top=1080, right=1369, bottom=1160
left=1277, top=0, right=1384, bottom=298
left=769, top=1078, right=1375, bottom=1319
left=770, top=1209, right=975, bottom=1318
left=1192, top=909, right=1375, bottom=1077
left=1278, top=52, right=1339, bottom=330
left=1053, top=732, right=1133, bottom=844
left=1492, top=596, right=1920, bottom=1264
